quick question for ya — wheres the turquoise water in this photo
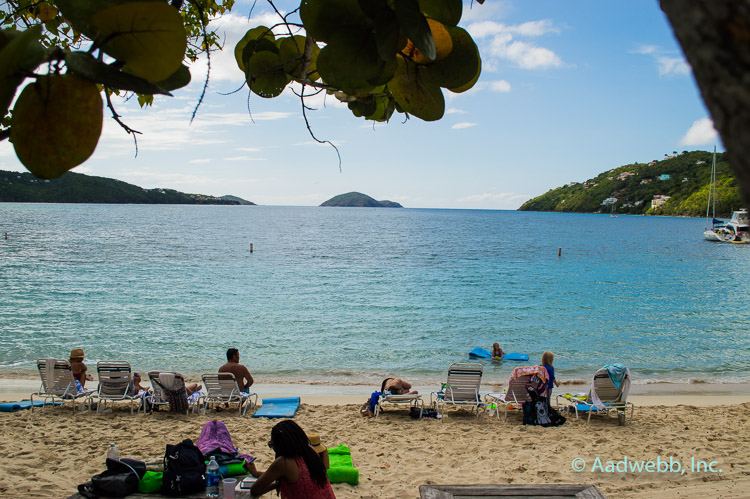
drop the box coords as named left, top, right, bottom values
left=1, top=203, right=748, bottom=385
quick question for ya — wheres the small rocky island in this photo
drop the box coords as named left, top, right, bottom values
left=320, top=192, right=403, bottom=208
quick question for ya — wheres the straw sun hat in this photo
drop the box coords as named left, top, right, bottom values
left=69, top=348, right=85, bottom=360
left=307, top=434, right=326, bottom=453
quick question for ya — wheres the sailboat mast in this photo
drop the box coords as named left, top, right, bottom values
left=712, top=146, right=717, bottom=219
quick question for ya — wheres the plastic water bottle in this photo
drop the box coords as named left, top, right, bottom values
left=206, top=456, right=220, bottom=497
left=106, top=442, right=119, bottom=461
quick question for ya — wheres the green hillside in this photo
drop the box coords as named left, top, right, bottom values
left=518, top=150, right=742, bottom=217
left=320, top=192, right=403, bottom=208
left=0, top=170, right=255, bottom=205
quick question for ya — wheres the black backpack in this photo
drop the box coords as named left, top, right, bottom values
left=161, top=439, right=206, bottom=496
left=77, top=458, right=146, bottom=498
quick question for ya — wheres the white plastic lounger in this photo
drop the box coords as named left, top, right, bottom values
left=96, top=361, right=140, bottom=415
left=430, top=363, right=484, bottom=417
left=30, top=358, right=95, bottom=413
left=200, top=373, right=257, bottom=416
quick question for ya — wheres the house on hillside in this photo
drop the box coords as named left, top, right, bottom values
left=640, top=178, right=653, bottom=184
left=617, top=172, right=635, bottom=181
left=651, top=195, right=671, bottom=209
left=648, top=161, right=657, bottom=166
left=602, top=197, right=618, bottom=206
left=659, top=174, right=671, bottom=181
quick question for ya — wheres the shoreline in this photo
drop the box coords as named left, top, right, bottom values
left=5, top=377, right=750, bottom=407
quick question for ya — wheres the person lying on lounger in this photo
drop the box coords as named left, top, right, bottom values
left=382, top=377, right=418, bottom=395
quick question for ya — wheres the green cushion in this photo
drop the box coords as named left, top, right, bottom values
left=327, top=444, right=359, bottom=485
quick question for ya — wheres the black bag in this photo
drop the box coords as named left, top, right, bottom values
left=161, top=439, right=206, bottom=496
left=409, top=407, right=439, bottom=419
left=78, top=458, right=146, bottom=498
left=522, top=386, right=566, bottom=427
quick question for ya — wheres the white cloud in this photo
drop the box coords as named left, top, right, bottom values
left=225, top=156, right=267, bottom=161
left=679, top=117, right=719, bottom=146
left=458, top=192, right=530, bottom=204
left=468, top=19, right=563, bottom=70
left=489, top=80, right=511, bottom=92
left=657, top=56, right=690, bottom=76
left=634, top=45, right=690, bottom=76
left=446, top=108, right=466, bottom=114
left=189, top=159, right=212, bottom=164
left=452, top=122, right=478, bottom=129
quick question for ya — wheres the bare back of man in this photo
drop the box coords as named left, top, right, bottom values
left=384, top=378, right=418, bottom=395
left=219, top=361, right=253, bottom=391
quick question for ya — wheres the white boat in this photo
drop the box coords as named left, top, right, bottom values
left=703, top=147, right=721, bottom=240
left=716, top=208, right=749, bottom=243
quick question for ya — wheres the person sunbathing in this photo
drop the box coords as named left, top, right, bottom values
left=382, top=378, right=418, bottom=395
left=246, top=420, right=335, bottom=498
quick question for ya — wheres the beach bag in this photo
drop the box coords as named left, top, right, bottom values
left=409, top=407, right=439, bottom=419
left=161, top=439, right=206, bottom=496
left=166, top=386, right=190, bottom=414
left=541, top=405, right=566, bottom=428
left=78, top=458, right=146, bottom=498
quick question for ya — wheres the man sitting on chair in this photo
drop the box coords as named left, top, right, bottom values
left=219, top=348, right=254, bottom=392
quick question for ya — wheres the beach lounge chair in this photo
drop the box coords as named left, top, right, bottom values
left=200, top=373, right=258, bottom=416
left=96, top=361, right=140, bottom=414
left=487, top=365, right=549, bottom=421
left=30, top=358, right=95, bottom=413
left=148, top=371, right=200, bottom=414
left=557, top=364, right=635, bottom=424
left=375, top=381, right=424, bottom=419
left=430, top=363, right=484, bottom=417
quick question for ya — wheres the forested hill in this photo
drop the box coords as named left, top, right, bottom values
left=320, top=192, right=403, bottom=207
left=518, top=150, right=742, bottom=217
left=0, top=170, right=255, bottom=205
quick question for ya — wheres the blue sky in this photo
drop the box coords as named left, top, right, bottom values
left=0, top=0, right=721, bottom=209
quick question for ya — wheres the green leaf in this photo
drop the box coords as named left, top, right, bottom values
left=300, top=0, right=372, bottom=43
left=155, top=64, right=191, bottom=92
left=394, top=0, right=435, bottom=61
left=0, top=26, right=46, bottom=118
left=235, top=26, right=276, bottom=73
left=245, top=51, right=289, bottom=98
left=430, top=26, right=481, bottom=92
left=387, top=55, right=444, bottom=121
left=418, top=0, right=462, bottom=27
left=65, top=51, right=172, bottom=95
left=278, top=36, right=306, bottom=77
left=92, top=2, right=187, bottom=83
left=316, top=28, right=394, bottom=94
left=56, top=0, right=165, bottom=40
left=373, top=7, right=401, bottom=62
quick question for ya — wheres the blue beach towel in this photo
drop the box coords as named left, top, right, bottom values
left=0, top=400, right=62, bottom=412
left=369, top=391, right=381, bottom=413
left=252, top=397, right=300, bottom=418
left=603, top=364, right=628, bottom=389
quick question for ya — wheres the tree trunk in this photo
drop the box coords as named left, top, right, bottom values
left=660, top=0, right=750, bottom=205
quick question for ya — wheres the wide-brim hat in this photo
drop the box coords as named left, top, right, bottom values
left=307, top=433, right=326, bottom=453
left=69, top=348, right=85, bottom=360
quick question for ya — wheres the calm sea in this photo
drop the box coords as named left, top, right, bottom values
left=1, top=203, right=748, bottom=386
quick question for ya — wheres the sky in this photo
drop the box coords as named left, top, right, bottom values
left=0, top=0, right=723, bottom=209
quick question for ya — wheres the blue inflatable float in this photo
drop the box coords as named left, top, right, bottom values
left=469, top=347, right=528, bottom=361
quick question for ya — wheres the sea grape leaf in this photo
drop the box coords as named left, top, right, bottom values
left=235, top=26, right=276, bottom=73
left=245, top=51, right=289, bottom=98
left=387, top=55, right=444, bottom=121
left=394, top=0, right=436, bottom=61
left=430, top=26, right=481, bottom=92
left=92, top=2, right=187, bottom=83
left=418, top=0, right=462, bottom=27
left=373, top=7, right=402, bottom=62
left=154, top=64, right=190, bottom=92
left=300, top=0, right=372, bottom=43
left=358, top=0, right=388, bottom=20
left=65, top=51, right=172, bottom=95
left=56, top=0, right=164, bottom=41
left=278, top=35, right=309, bottom=78
left=0, top=26, right=46, bottom=118
left=316, top=28, right=393, bottom=94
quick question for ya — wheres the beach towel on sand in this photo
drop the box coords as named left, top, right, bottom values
left=327, top=445, right=359, bottom=485
left=197, top=420, right=254, bottom=464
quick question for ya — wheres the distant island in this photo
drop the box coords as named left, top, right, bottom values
left=519, top=150, right=742, bottom=217
left=320, top=192, right=403, bottom=208
left=0, top=170, right=255, bottom=205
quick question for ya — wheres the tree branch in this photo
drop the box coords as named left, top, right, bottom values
left=104, top=90, right=141, bottom=158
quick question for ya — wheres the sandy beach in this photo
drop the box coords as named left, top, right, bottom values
left=2, top=378, right=750, bottom=498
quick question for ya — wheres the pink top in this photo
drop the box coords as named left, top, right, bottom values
left=279, top=456, right=336, bottom=499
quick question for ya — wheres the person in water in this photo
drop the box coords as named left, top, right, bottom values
left=492, top=343, right=505, bottom=360
left=69, top=348, right=94, bottom=389
left=246, top=420, right=336, bottom=498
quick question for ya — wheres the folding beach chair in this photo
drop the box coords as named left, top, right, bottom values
left=96, top=361, right=140, bottom=414
left=200, top=373, right=258, bottom=416
left=430, top=363, right=484, bottom=417
left=30, top=358, right=95, bottom=413
left=374, top=379, right=424, bottom=419
left=486, top=365, right=549, bottom=421
left=148, top=371, right=200, bottom=414
left=557, top=364, right=635, bottom=424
